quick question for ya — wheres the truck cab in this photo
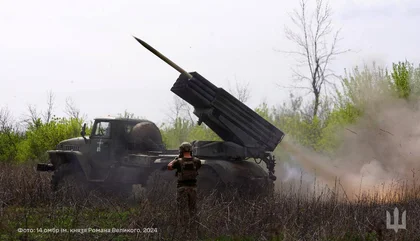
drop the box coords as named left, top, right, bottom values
left=37, top=72, right=284, bottom=196
left=38, top=117, right=173, bottom=189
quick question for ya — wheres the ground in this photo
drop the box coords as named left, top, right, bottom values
left=1, top=163, right=419, bottom=240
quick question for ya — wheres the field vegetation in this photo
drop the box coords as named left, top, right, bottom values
left=1, top=62, right=420, bottom=240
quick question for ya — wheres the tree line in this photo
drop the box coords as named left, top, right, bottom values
left=1, top=0, right=417, bottom=164
left=0, top=61, right=418, bottom=163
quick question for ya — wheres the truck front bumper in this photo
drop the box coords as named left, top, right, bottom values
left=36, top=163, right=55, bottom=172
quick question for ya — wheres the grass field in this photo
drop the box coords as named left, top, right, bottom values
left=1, top=163, right=419, bottom=241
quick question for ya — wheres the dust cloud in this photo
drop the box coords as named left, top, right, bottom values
left=274, top=93, right=420, bottom=201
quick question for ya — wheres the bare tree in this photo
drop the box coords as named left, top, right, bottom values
left=64, top=97, right=89, bottom=122
left=280, top=0, right=349, bottom=119
left=118, top=110, right=136, bottom=119
left=23, top=91, right=55, bottom=127
left=0, top=107, right=19, bottom=155
left=25, top=104, right=39, bottom=127
left=64, top=97, right=81, bottom=119
left=166, top=96, right=195, bottom=124
left=170, top=96, right=185, bottom=121
left=182, top=102, right=195, bottom=124
left=228, top=77, right=251, bottom=103
left=0, top=107, right=12, bottom=131
left=43, top=90, right=55, bottom=123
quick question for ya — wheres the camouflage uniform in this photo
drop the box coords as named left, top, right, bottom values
left=168, top=142, right=202, bottom=234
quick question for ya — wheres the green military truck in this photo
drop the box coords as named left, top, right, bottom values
left=36, top=37, right=285, bottom=195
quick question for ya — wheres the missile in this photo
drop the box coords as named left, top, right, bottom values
left=133, top=36, right=193, bottom=79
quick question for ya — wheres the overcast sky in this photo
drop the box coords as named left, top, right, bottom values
left=1, top=0, right=420, bottom=125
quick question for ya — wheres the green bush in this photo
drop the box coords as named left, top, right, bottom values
left=0, top=129, right=24, bottom=162
left=2, top=60, right=420, bottom=163
left=0, top=116, right=89, bottom=163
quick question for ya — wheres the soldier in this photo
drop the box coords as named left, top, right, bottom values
left=167, top=142, right=202, bottom=234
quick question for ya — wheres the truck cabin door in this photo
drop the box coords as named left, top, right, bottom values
left=90, top=120, right=113, bottom=169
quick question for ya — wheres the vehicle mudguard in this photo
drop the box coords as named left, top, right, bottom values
left=47, top=150, right=90, bottom=177
left=202, top=159, right=269, bottom=185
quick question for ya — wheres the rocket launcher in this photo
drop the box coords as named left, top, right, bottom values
left=171, top=72, right=285, bottom=152
left=133, top=36, right=285, bottom=180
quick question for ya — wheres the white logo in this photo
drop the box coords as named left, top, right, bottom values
left=386, top=207, right=406, bottom=233
left=97, top=139, right=103, bottom=152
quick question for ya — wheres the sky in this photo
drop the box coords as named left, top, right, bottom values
left=1, top=0, right=420, bottom=125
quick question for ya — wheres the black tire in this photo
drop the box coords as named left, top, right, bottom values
left=145, top=169, right=177, bottom=202
left=51, top=162, right=90, bottom=192
left=105, top=182, right=134, bottom=198
left=197, top=166, right=225, bottom=196
left=234, top=177, right=274, bottom=199
left=146, top=169, right=177, bottom=187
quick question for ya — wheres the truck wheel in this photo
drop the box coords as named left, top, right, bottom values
left=51, top=162, right=90, bottom=192
left=233, top=176, right=274, bottom=198
left=197, top=166, right=225, bottom=196
left=102, top=180, right=134, bottom=198
left=145, top=169, right=176, bottom=203
left=146, top=169, right=176, bottom=189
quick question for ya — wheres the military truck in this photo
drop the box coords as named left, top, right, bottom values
left=36, top=37, right=285, bottom=195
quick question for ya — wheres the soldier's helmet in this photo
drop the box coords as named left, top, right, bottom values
left=179, top=142, right=192, bottom=153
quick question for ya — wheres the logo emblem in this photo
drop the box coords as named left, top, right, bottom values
left=386, top=207, right=406, bottom=233
left=97, top=139, right=103, bottom=152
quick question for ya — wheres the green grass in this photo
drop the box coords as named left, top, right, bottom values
left=1, top=163, right=419, bottom=240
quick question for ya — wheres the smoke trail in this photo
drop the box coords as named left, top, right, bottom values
left=274, top=93, right=420, bottom=200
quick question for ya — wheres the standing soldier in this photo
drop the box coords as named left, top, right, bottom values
left=167, top=142, right=202, bottom=235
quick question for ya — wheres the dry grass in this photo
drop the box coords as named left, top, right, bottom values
left=1, top=163, right=420, bottom=241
